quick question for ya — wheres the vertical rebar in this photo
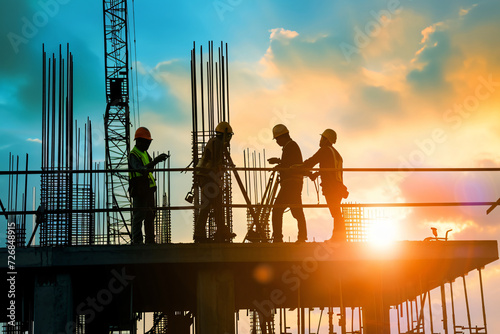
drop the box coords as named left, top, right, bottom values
left=350, top=307, right=354, bottom=334
left=339, top=277, right=346, bottom=334
left=42, top=45, right=46, bottom=170
left=462, top=275, right=472, bottom=331
left=89, top=119, right=94, bottom=245
left=397, top=304, right=401, bottom=333
left=406, top=300, right=410, bottom=332
left=428, top=290, right=434, bottom=334
left=358, top=307, right=362, bottom=334
left=450, top=281, right=456, bottom=333
left=58, top=44, right=63, bottom=170
left=478, top=268, right=488, bottom=333
left=243, top=150, right=248, bottom=194
left=15, top=156, right=19, bottom=231
left=440, top=284, right=449, bottom=334
left=215, top=62, right=220, bottom=123
left=220, top=42, right=226, bottom=122
left=200, top=44, right=205, bottom=146
left=225, top=42, right=230, bottom=124
left=7, top=153, right=11, bottom=216
left=258, top=153, right=263, bottom=201
left=23, top=154, right=29, bottom=245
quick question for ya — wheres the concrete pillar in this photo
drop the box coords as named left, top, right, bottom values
left=196, top=268, right=235, bottom=334
left=363, top=288, right=390, bottom=334
left=34, top=273, right=73, bottom=334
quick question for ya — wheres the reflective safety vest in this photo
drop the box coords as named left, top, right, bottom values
left=327, top=146, right=343, bottom=183
left=129, top=146, right=156, bottom=188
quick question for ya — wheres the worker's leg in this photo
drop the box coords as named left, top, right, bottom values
left=131, top=196, right=145, bottom=244
left=324, top=191, right=345, bottom=241
left=194, top=178, right=217, bottom=241
left=213, top=184, right=224, bottom=232
left=272, top=188, right=286, bottom=242
left=194, top=207, right=209, bottom=241
left=144, top=191, right=156, bottom=244
left=289, top=182, right=307, bottom=242
left=213, top=184, right=234, bottom=242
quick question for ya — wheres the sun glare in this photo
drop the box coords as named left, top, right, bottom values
left=367, top=215, right=398, bottom=249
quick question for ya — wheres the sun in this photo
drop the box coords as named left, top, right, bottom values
left=366, top=214, right=398, bottom=249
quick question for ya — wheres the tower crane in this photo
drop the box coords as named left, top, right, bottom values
left=102, top=0, right=131, bottom=244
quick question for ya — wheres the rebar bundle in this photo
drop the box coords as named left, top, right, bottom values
left=343, top=204, right=378, bottom=242
left=190, top=41, right=233, bottom=240
left=39, top=45, right=95, bottom=246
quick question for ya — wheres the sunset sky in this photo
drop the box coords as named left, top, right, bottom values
left=1, top=0, right=500, bottom=332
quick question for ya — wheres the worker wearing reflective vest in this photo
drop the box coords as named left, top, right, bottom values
left=193, top=121, right=236, bottom=243
left=129, top=127, right=168, bottom=244
left=297, top=129, right=348, bottom=242
left=268, top=124, right=307, bottom=243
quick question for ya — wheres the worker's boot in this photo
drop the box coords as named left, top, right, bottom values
left=194, top=233, right=208, bottom=243
left=213, top=225, right=236, bottom=242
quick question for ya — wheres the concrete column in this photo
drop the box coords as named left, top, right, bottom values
left=196, top=268, right=235, bottom=334
left=34, top=273, right=73, bottom=334
left=362, top=288, right=390, bottom=334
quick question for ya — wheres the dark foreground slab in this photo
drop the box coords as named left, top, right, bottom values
left=2, top=240, right=498, bottom=311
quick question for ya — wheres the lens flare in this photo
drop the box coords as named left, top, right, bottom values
left=253, top=264, right=274, bottom=284
left=367, top=215, right=397, bottom=249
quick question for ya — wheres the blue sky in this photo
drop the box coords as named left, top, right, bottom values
left=2, top=0, right=500, bottom=331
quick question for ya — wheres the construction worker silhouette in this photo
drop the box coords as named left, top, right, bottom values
left=193, top=121, right=236, bottom=243
left=128, top=127, right=168, bottom=244
left=296, top=129, right=348, bottom=242
left=268, top=124, right=307, bottom=243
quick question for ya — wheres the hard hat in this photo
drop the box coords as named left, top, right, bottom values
left=272, top=124, right=289, bottom=139
left=321, top=129, right=337, bottom=144
left=134, top=127, right=152, bottom=140
left=215, top=121, right=233, bottom=134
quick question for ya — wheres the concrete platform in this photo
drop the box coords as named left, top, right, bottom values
left=1, top=240, right=498, bottom=333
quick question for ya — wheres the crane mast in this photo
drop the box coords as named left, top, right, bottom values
left=103, top=0, right=131, bottom=244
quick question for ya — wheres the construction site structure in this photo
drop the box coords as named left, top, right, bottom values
left=1, top=30, right=500, bottom=334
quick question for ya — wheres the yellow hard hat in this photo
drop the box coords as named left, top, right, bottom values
left=272, top=124, right=289, bottom=139
left=321, top=129, right=337, bottom=144
left=215, top=121, right=233, bottom=134
left=134, top=127, right=152, bottom=140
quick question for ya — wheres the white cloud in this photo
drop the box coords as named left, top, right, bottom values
left=27, top=138, right=42, bottom=143
left=269, top=28, right=299, bottom=41
left=459, top=4, right=478, bottom=17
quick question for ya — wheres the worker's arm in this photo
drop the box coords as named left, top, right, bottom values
left=302, top=147, right=324, bottom=169
left=267, top=157, right=281, bottom=164
left=146, top=153, right=168, bottom=168
left=129, top=153, right=167, bottom=174
left=297, top=147, right=327, bottom=180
